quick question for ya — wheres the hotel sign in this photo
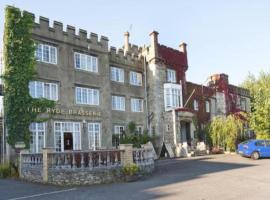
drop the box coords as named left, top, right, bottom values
left=27, top=107, right=101, bottom=117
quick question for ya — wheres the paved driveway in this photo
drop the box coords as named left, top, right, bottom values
left=1, top=154, right=270, bottom=200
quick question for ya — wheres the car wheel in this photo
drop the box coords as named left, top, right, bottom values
left=251, top=151, right=260, bottom=160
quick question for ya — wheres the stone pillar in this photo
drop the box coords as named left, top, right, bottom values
left=119, top=144, right=133, bottom=166
left=124, top=31, right=130, bottom=55
left=42, top=148, right=54, bottom=183
left=19, top=149, right=29, bottom=178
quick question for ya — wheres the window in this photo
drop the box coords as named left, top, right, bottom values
left=54, top=122, right=81, bottom=152
left=29, top=81, right=58, bottom=101
left=75, top=87, right=99, bottom=105
left=112, top=95, right=125, bottom=111
left=164, top=83, right=182, bottom=111
left=130, top=71, right=142, bottom=86
left=29, top=122, right=45, bottom=153
left=136, top=126, right=143, bottom=134
left=35, top=43, right=57, bottom=64
left=240, top=98, right=246, bottom=111
left=114, top=125, right=125, bottom=135
left=255, top=141, right=265, bottom=147
left=194, top=100, right=199, bottom=111
left=88, top=123, right=101, bottom=149
left=111, top=66, right=124, bottom=83
left=131, top=98, right=144, bottom=112
left=74, top=52, right=98, bottom=73
left=167, top=69, right=176, bottom=83
left=205, top=101, right=210, bottom=113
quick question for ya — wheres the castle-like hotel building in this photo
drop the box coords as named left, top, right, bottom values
left=1, top=11, right=251, bottom=158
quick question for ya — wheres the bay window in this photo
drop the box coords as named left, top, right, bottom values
left=164, top=83, right=182, bottom=111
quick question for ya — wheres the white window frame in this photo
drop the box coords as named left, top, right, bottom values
left=130, top=71, right=142, bottom=86
left=114, top=125, right=125, bottom=135
left=54, top=122, right=81, bottom=152
left=110, top=66, right=124, bottom=83
left=75, top=87, right=99, bottom=105
left=112, top=95, right=125, bottom=111
left=29, top=81, right=58, bottom=101
left=164, top=83, right=183, bottom=111
left=74, top=52, right=98, bottom=73
left=194, top=99, right=199, bottom=111
left=131, top=98, right=144, bottom=112
left=205, top=101, right=210, bottom=113
left=88, top=123, right=101, bottom=150
left=29, top=122, right=46, bottom=153
left=167, top=69, right=176, bottom=83
left=35, top=43, right=57, bottom=64
left=240, top=98, right=246, bottom=111
left=136, top=126, right=143, bottom=134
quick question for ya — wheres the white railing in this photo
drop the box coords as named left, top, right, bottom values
left=48, top=150, right=122, bottom=169
left=21, top=153, right=43, bottom=167
left=133, top=147, right=154, bottom=165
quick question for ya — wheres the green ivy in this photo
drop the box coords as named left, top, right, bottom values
left=3, top=6, right=55, bottom=148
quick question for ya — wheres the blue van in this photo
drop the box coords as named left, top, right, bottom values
left=237, top=140, right=270, bottom=160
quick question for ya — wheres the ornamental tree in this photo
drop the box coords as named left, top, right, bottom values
left=3, top=6, right=54, bottom=148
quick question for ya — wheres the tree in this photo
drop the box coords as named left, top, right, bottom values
left=241, top=71, right=270, bottom=139
left=3, top=6, right=54, bottom=147
left=209, top=114, right=244, bottom=151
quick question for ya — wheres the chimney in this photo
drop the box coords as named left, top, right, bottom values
left=149, top=31, right=159, bottom=49
left=149, top=31, right=159, bottom=59
left=179, top=42, right=187, bottom=55
left=124, top=31, right=130, bottom=55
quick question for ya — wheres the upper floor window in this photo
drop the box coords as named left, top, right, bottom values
left=112, top=95, right=125, bottom=111
left=205, top=101, right=210, bottom=113
left=131, top=98, right=144, bottom=112
left=75, top=87, right=99, bottom=105
left=167, top=69, right=176, bottom=83
left=130, top=71, right=142, bottom=86
left=240, top=98, right=246, bottom=111
left=194, top=99, right=199, bottom=111
left=29, top=81, right=58, bottom=101
left=74, top=52, right=98, bottom=73
left=164, top=83, right=182, bottom=111
left=111, top=67, right=124, bottom=83
left=36, top=44, right=57, bottom=64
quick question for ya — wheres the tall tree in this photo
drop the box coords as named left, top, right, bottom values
left=241, top=71, right=270, bottom=139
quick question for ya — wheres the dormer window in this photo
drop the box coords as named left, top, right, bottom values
left=167, top=69, right=176, bottom=83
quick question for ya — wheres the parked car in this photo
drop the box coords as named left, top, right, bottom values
left=237, top=139, right=270, bottom=160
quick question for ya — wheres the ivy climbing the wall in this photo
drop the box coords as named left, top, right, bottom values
left=3, top=6, right=55, bottom=148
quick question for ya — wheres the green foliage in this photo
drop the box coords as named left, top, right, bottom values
left=3, top=6, right=55, bottom=148
left=127, top=121, right=136, bottom=134
left=241, top=71, right=270, bottom=139
left=0, top=162, right=18, bottom=178
left=121, top=163, right=139, bottom=176
left=209, top=114, right=244, bottom=151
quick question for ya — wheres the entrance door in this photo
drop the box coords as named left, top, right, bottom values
left=180, top=121, right=191, bottom=146
left=64, top=132, right=73, bottom=150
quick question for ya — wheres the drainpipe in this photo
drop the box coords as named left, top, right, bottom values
left=144, top=57, right=149, bottom=131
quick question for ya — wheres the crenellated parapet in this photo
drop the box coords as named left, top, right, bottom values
left=109, top=45, right=143, bottom=68
left=27, top=12, right=109, bottom=52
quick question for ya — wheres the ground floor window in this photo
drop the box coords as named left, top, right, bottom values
left=29, top=122, right=46, bottom=153
left=112, top=125, right=125, bottom=147
left=88, top=123, right=101, bottom=150
left=54, top=122, right=81, bottom=152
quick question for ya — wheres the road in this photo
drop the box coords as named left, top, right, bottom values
left=1, top=154, right=270, bottom=200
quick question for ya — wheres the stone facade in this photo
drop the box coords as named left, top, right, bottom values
left=2, top=7, right=251, bottom=160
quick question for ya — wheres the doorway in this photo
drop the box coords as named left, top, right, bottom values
left=64, top=132, right=73, bottom=150
left=180, top=121, right=191, bottom=146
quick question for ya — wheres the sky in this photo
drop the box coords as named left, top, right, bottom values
left=1, top=0, right=270, bottom=86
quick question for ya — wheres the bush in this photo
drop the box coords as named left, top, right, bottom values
left=0, top=162, right=19, bottom=178
left=121, top=163, right=139, bottom=176
left=0, top=163, right=11, bottom=178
